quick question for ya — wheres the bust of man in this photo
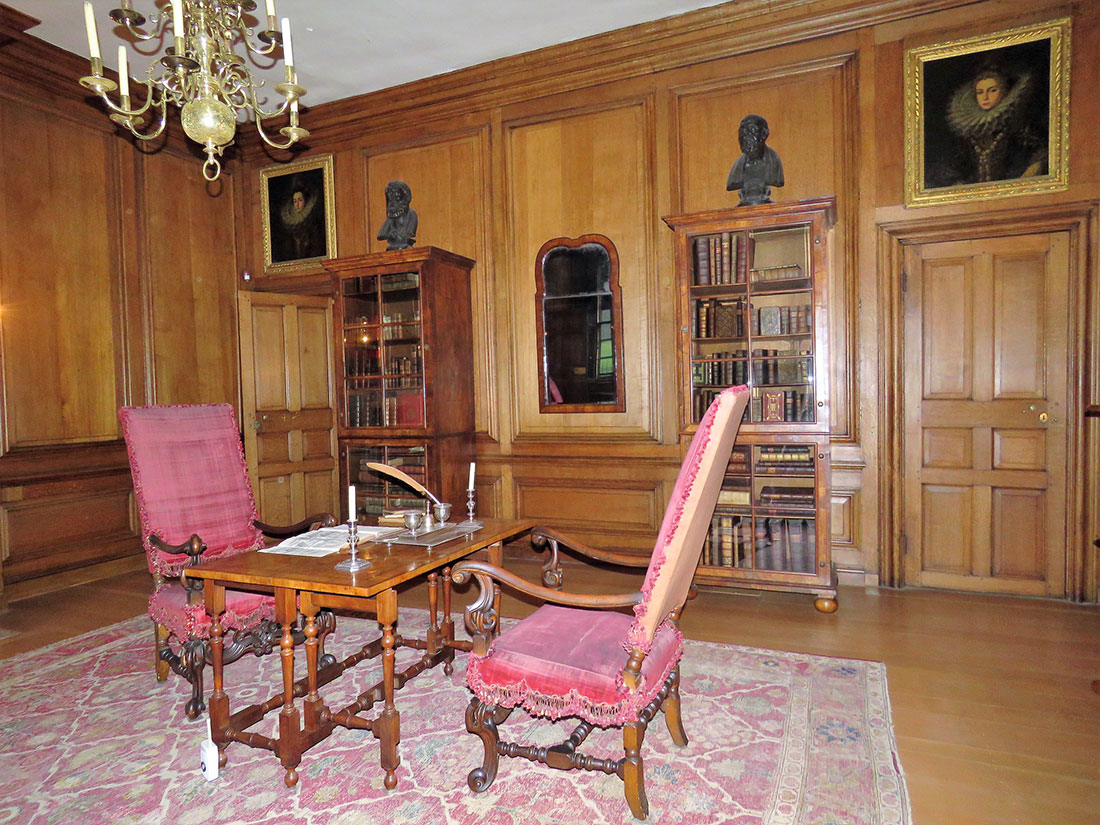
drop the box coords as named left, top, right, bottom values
left=376, top=180, right=418, bottom=250
left=726, top=114, right=784, bottom=206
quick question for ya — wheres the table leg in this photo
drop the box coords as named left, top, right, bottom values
left=204, top=581, right=229, bottom=768
left=275, top=587, right=302, bottom=787
left=442, top=566, right=455, bottom=675
left=426, top=572, right=442, bottom=655
left=375, top=588, right=401, bottom=789
left=301, top=593, right=323, bottom=730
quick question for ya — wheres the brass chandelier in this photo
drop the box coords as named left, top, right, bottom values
left=79, top=0, right=308, bottom=180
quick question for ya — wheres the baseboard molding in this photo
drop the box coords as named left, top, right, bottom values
left=4, top=555, right=147, bottom=604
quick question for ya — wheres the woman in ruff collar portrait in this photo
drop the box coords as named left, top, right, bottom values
left=274, top=174, right=326, bottom=263
left=937, top=63, right=1046, bottom=186
left=920, top=37, right=1053, bottom=191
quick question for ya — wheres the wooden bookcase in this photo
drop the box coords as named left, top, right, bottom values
left=663, top=198, right=838, bottom=612
left=321, top=247, right=476, bottom=520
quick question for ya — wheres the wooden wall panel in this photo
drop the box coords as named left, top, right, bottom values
left=505, top=99, right=657, bottom=439
left=0, top=477, right=135, bottom=583
left=362, top=131, right=497, bottom=438
left=142, top=151, right=239, bottom=406
left=0, top=103, right=122, bottom=449
left=676, top=64, right=841, bottom=214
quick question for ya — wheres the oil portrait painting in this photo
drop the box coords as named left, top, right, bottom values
left=904, top=19, right=1070, bottom=206
left=261, top=154, right=337, bottom=271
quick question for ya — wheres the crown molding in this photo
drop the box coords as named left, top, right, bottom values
left=237, top=0, right=985, bottom=159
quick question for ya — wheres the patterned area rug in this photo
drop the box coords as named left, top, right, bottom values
left=0, top=611, right=909, bottom=825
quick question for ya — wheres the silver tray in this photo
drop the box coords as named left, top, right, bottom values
left=384, top=521, right=483, bottom=548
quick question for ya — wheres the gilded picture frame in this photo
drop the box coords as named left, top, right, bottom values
left=904, top=18, right=1070, bottom=206
left=261, top=153, right=337, bottom=271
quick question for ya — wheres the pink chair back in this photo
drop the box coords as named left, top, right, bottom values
left=119, top=404, right=263, bottom=577
left=628, top=386, right=749, bottom=650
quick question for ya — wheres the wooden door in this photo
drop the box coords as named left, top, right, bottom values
left=238, top=292, right=338, bottom=525
left=903, top=233, right=1069, bottom=596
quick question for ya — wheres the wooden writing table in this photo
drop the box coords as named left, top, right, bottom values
left=186, top=518, right=536, bottom=788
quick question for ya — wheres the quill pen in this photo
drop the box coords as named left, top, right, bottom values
left=364, top=462, right=442, bottom=505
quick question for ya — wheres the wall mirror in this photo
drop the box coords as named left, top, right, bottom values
left=535, top=234, right=625, bottom=413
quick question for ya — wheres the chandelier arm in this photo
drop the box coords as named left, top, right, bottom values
left=253, top=118, right=296, bottom=150
left=111, top=3, right=169, bottom=42
left=123, top=98, right=169, bottom=141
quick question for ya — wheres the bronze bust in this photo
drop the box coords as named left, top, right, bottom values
left=726, top=114, right=784, bottom=206
left=376, top=180, right=418, bottom=250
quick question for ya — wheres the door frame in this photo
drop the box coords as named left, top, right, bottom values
left=875, top=202, right=1097, bottom=601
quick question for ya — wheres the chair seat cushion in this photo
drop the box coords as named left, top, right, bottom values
left=149, top=583, right=276, bottom=640
left=466, top=604, right=683, bottom=727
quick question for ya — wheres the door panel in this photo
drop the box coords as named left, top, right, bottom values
left=903, top=233, right=1068, bottom=596
left=238, top=292, right=337, bottom=526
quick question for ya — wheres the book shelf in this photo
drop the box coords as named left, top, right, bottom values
left=322, top=247, right=476, bottom=521
left=664, top=198, right=838, bottom=612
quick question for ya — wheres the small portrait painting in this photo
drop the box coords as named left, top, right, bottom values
left=261, top=154, right=337, bottom=271
left=904, top=18, right=1070, bottom=206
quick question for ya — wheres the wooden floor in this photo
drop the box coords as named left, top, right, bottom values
left=1, top=556, right=1097, bottom=824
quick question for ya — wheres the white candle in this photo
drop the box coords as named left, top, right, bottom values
left=117, top=45, right=129, bottom=98
left=468, top=462, right=476, bottom=492
left=173, top=0, right=184, bottom=40
left=265, top=0, right=276, bottom=19
left=348, top=485, right=356, bottom=520
left=84, top=2, right=101, bottom=61
left=280, top=17, right=294, bottom=67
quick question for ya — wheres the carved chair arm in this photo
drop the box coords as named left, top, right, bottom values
left=530, top=526, right=650, bottom=589
left=452, top=559, right=642, bottom=654
left=532, top=526, right=650, bottom=569
left=255, top=513, right=336, bottom=538
left=150, top=533, right=206, bottom=559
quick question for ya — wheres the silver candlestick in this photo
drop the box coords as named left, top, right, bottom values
left=335, top=520, right=370, bottom=572
left=460, top=488, right=482, bottom=532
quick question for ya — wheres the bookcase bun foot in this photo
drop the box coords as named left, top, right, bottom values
left=813, top=596, right=839, bottom=614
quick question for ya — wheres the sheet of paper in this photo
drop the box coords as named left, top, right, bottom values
left=259, top=525, right=404, bottom=557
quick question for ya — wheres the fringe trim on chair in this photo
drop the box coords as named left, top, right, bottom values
left=148, top=586, right=276, bottom=640
left=467, top=635, right=683, bottom=728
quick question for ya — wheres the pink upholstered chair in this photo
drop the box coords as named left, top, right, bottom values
left=451, top=385, right=749, bottom=819
left=119, top=403, right=336, bottom=719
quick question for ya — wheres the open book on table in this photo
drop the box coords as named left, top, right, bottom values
left=259, top=525, right=405, bottom=557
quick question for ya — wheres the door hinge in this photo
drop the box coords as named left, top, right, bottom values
left=900, top=270, right=908, bottom=293
left=900, top=533, right=908, bottom=556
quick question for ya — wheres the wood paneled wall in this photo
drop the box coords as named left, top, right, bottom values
left=0, top=26, right=243, bottom=600
left=234, top=0, right=1099, bottom=596
left=2, top=0, right=1098, bottom=601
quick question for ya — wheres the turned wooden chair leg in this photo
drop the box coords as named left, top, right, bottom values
left=466, top=697, right=505, bottom=792
left=662, top=665, right=688, bottom=747
left=153, top=621, right=171, bottom=682
left=317, top=608, right=337, bottom=669
left=622, top=720, right=649, bottom=820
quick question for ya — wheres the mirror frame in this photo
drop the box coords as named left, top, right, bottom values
left=534, top=234, right=626, bottom=414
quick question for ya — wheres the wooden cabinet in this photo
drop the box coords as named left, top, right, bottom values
left=321, top=247, right=476, bottom=520
left=664, top=198, right=838, bottom=612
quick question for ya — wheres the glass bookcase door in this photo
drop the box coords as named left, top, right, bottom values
left=347, top=442, right=427, bottom=519
left=688, top=223, right=817, bottom=425
left=701, top=443, right=818, bottom=575
left=342, top=272, right=425, bottom=428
